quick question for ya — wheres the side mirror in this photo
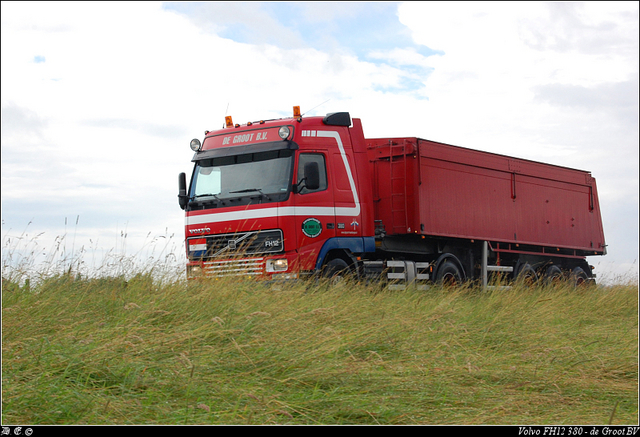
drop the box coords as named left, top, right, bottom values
left=303, top=162, right=320, bottom=191
left=178, top=172, right=189, bottom=210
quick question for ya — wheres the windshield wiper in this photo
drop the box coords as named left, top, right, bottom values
left=192, top=193, right=225, bottom=205
left=194, top=193, right=222, bottom=200
left=228, top=188, right=271, bottom=200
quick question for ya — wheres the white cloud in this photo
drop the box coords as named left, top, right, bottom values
left=393, top=1, right=638, bottom=282
left=395, top=2, right=638, bottom=150
left=0, top=2, right=419, bottom=258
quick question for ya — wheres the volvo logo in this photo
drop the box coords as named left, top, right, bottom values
left=190, top=227, right=211, bottom=234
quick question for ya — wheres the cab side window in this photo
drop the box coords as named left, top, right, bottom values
left=297, top=153, right=327, bottom=194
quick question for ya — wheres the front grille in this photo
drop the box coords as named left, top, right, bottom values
left=202, top=258, right=265, bottom=277
left=188, top=229, right=284, bottom=260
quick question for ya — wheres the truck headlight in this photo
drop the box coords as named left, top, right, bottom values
left=187, top=264, right=203, bottom=278
left=266, top=258, right=288, bottom=272
left=278, top=126, right=290, bottom=140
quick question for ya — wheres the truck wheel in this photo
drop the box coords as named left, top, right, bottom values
left=570, top=266, right=589, bottom=286
left=322, top=258, right=350, bottom=284
left=435, top=260, right=463, bottom=286
left=543, top=265, right=564, bottom=285
left=515, top=263, right=538, bottom=286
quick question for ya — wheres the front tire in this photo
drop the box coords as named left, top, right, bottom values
left=322, top=258, right=351, bottom=285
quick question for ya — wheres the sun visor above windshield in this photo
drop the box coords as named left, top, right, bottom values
left=192, top=141, right=298, bottom=162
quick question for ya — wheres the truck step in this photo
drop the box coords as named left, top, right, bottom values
left=486, top=265, right=514, bottom=273
left=481, top=241, right=514, bottom=289
left=364, top=260, right=430, bottom=290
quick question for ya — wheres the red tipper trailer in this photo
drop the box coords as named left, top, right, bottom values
left=179, top=108, right=606, bottom=286
left=367, top=137, right=605, bottom=255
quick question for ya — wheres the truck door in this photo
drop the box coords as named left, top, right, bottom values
left=332, top=150, right=363, bottom=237
left=292, top=151, right=335, bottom=271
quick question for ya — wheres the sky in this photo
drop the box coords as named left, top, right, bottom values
left=1, top=1, right=638, bottom=283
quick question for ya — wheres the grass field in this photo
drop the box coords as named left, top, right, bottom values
left=2, top=260, right=638, bottom=425
left=1, top=227, right=637, bottom=425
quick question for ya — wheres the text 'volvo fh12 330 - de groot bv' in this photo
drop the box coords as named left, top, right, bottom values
left=178, top=107, right=606, bottom=288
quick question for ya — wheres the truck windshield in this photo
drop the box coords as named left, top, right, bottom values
left=190, top=149, right=293, bottom=202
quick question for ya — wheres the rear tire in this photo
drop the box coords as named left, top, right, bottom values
left=570, top=266, right=589, bottom=287
left=435, top=260, right=463, bottom=286
left=515, top=263, right=538, bottom=286
left=544, top=265, right=564, bottom=285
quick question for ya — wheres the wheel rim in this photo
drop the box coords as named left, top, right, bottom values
left=521, top=272, right=537, bottom=285
left=322, top=259, right=350, bottom=285
left=437, top=261, right=462, bottom=287
left=571, top=267, right=589, bottom=287
left=544, top=266, right=563, bottom=285
left=441, top=272, right=458, bottom=286
left=516, top=264, right=538, bottom=286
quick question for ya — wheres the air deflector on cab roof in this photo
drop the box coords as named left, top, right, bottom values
left=323, top=112, right=351, bottom=127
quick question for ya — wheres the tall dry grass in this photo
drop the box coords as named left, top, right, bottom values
left=1, top=229, right=638, bottom=424
left=2, top=221, right=184, bottom=287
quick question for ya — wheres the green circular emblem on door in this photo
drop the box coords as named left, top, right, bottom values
left=302, top=218, right=322, bottom=238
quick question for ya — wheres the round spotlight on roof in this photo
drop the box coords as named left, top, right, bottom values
left=278, top=126, right=291, bottom=140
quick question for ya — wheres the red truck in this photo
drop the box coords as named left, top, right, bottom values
left=178, top=107, right=606, bottom=286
